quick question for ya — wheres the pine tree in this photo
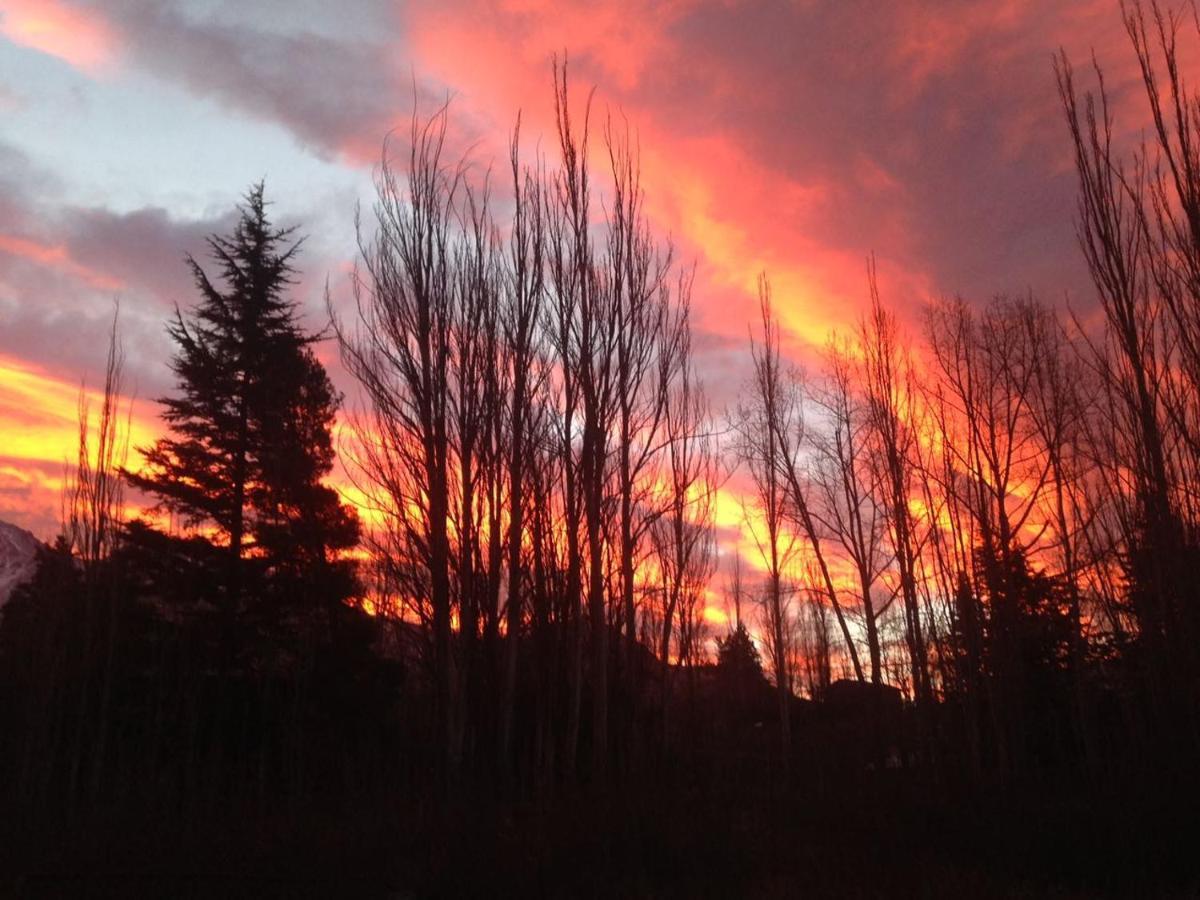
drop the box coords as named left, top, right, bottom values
left=717, top=623, right=763, bottom=680
left=717, top=623, right=767, bottom=695
left=127, top=183, right=358, bottom=652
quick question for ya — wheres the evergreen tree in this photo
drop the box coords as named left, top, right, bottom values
left=127, top=183, right=359, bottom=651
left=716, top=623, right=767, bottom=701
left=717, top=623, right=764, bottom=682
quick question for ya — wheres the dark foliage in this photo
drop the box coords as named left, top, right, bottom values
left=126, top=183, right=359, bottom=653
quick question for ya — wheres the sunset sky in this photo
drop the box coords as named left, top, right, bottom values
left=0, top=0, right=1154, bottom=555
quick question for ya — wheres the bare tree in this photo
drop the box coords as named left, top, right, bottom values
left=734, top=275, right=800, bottom=762
left=810, top=336, right=894, bottom=685
left=859, top=268, right=933, bottom=712
left=604, top=117, right=678, bottom=695
left=66, top=307, right=130, bottom=804
left=649, top=281, right=717, bottom=745
left=66, top=308, right=130, bottom=569
left=774, top=365, right=866, bottom=684
left=334, top=108, right=462, bottom=780
left=545, top=59, right=604, bottom=777
left=925, top=294, right=1059, bottom=772
left=497, top=117, right=549, bottom=776
left=1057, top=13, right=1200, bottom=747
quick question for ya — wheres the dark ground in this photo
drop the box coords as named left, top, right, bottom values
left=2, top=773, right=1195, bottom=899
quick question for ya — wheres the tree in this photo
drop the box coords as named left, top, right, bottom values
left=545, top=61, right=618, bottom=779
left=716, top=622, right=765, bottom=687
left=1057, top=3, right=1200, bottom=754
left=498, top=116, right=548, bottom=777
left=649, top=284, right=717, bottom=743
left=810, top=336, right=893, bottom=686
left=734, top=274, right=799, bottom=762
left=773, top=351, right=866, bottom=686
left=603, top=113, right=677, bottom=702
left=128, top=183, right=359, bottom=658
left=858, top=268, right=932, bottom=711
left=334, top=112, right=462, bottom=778
left=925, top=295, right=1055, bottom=773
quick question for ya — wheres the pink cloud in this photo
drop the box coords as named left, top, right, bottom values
left=0, top=0, right=120, bottom=73
left=0, top=233, right=123, bottom=291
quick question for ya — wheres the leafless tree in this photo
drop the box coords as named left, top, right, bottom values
left=497, top=117, right=549, bottom=775
left=545, top=59, right=604, bottom=777
left=858, top=267, right=933, bottom=712
left=810, top=336, right=894, bottom=685
left=1057, top=5, right=1200, bottom=747
left=604, top=116, right=678, bottom=696
left=66, top=308, right=130, bottom=569
left=334, top=107, right=462, bottom=779
left=649, top=281, right=717, bottom=744
left=734, top=275, right=800, bottom=761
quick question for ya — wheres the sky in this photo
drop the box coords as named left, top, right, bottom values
left=0, top=0, right=1160, bottom=556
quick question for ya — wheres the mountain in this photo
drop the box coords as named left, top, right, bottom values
left=0, top=520, right=41, bottom=608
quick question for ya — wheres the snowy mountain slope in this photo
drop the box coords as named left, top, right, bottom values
left=0, top=520, right=41, bottom=608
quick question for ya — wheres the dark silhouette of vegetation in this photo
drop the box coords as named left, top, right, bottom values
left=2, top=10, right=1200, bottom=894
left=127, top=183, right=360, bottom=651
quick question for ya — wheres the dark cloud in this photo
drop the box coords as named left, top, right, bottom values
left=0, top=144, right=230, bottom=395
left=64, top=205, right=234, bottom=304
left=93, top=0, right=438, bottom=163
left=643, top=0, right=1130, bottom=309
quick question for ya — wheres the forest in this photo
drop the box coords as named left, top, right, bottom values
left=1, top=3, right=1199, bottom=897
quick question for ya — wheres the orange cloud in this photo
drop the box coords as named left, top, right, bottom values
left=0, top=234, right=123, bottom=291
left=0, top=354, right=159, bottom=533
left=0, top=353, right=380, bottom=547
left=0, top=0, right=120, bottom=73
left=0, top=354, right=155, bottom=460
left=402, top=1, right=944, bottom=370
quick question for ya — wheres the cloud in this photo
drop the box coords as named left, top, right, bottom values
left=0, top=456, right=64, bottom=539
left=12, top=0, right=1158, bottom=350
left=0, top=233, right=122, bottom=291
left=0, top=0, right=121, bottom=73
left=405, top=0, right=1156, bottom=309
left=84, top=0, right=433, bottom=164
left=4, top=0, right=431, bottom=164
left=0, top=144, right=231, bottom=397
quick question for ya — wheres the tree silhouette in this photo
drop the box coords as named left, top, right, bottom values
left=128, top=183, right=358, bottom=658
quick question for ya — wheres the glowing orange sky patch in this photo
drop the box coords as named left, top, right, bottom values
left=0, top=354, right=156, bottom=465
left=0, top=0, right=120, bottom=73
left=0, top=355, right=160, bottom=536
left=404, top=2, right=940, bottom=367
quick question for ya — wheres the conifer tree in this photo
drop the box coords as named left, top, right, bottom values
left=128, top=183, right=358, bottom=648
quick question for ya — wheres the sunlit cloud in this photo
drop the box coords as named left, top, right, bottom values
left=0, top=348, right=201, bottom=541
left=0, top=0, right=120, bottom=73
left=0, top=233, right=123, bottom=292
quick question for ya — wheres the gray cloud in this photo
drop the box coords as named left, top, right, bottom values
left=92, top=0, right=438, bottom=163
